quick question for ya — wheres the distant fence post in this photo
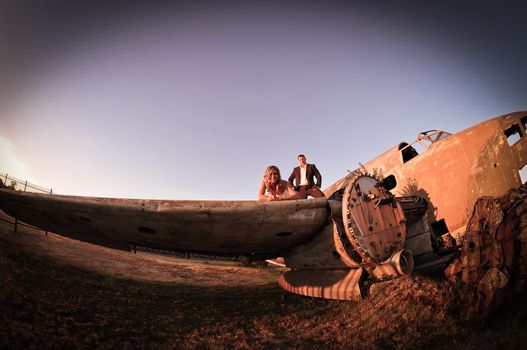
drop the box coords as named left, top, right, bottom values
left=0, top=172, right=53, bottom=236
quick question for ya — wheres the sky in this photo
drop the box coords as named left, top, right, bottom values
left=0, top=1, right=526, bottom=199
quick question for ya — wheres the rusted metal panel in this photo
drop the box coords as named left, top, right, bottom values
left=444, top=184, right=527, bottom=319
left=342, top=175, right=406, bottom=263
left=360, top=112, right=527, bottom=239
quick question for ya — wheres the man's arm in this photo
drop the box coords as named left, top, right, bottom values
left=312, top=164, right=322, bottom=188
left=288, top=168, right=296, bottom=187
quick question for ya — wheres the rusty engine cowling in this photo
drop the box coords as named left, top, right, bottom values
left=444, top=183, right=527, bottom=319
left=279, top=174, right=417, bottom=300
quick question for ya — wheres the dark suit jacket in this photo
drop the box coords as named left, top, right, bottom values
left=288, top=164, right=322, bottom=189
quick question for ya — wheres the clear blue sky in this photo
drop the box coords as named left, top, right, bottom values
left=1, top=1, right=526, bottom=199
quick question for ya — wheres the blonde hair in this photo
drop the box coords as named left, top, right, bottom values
left=263, top=165, right=286, bottom=194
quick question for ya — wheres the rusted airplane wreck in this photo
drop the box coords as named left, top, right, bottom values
left=1, top=111, right=526, bottom=317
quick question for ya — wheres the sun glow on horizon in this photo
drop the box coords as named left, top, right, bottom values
left=0, top=137, right=33, bottom=182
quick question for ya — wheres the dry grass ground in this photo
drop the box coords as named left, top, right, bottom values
left=1, top=222, right=527, bottom=349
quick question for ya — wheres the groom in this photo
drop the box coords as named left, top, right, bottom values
left=288, top=154, right=325, bottom=198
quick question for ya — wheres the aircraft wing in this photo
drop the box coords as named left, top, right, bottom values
left=0, top=188, right=329, bottom=256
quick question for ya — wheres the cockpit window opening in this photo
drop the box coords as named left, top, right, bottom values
left=399, top=143, right=419, bottom=163
left=399, top=129, right=452, bottom=164
left=412, top=141, right=430, bottom=154
left=381, top=175, right=397, bottom=191
left=418, top=129, right=452, bottom=146
left=504, top=124, right=523, bottom=146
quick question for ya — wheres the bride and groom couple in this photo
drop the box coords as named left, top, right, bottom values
left=258, top=154, right=325, bottom=202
